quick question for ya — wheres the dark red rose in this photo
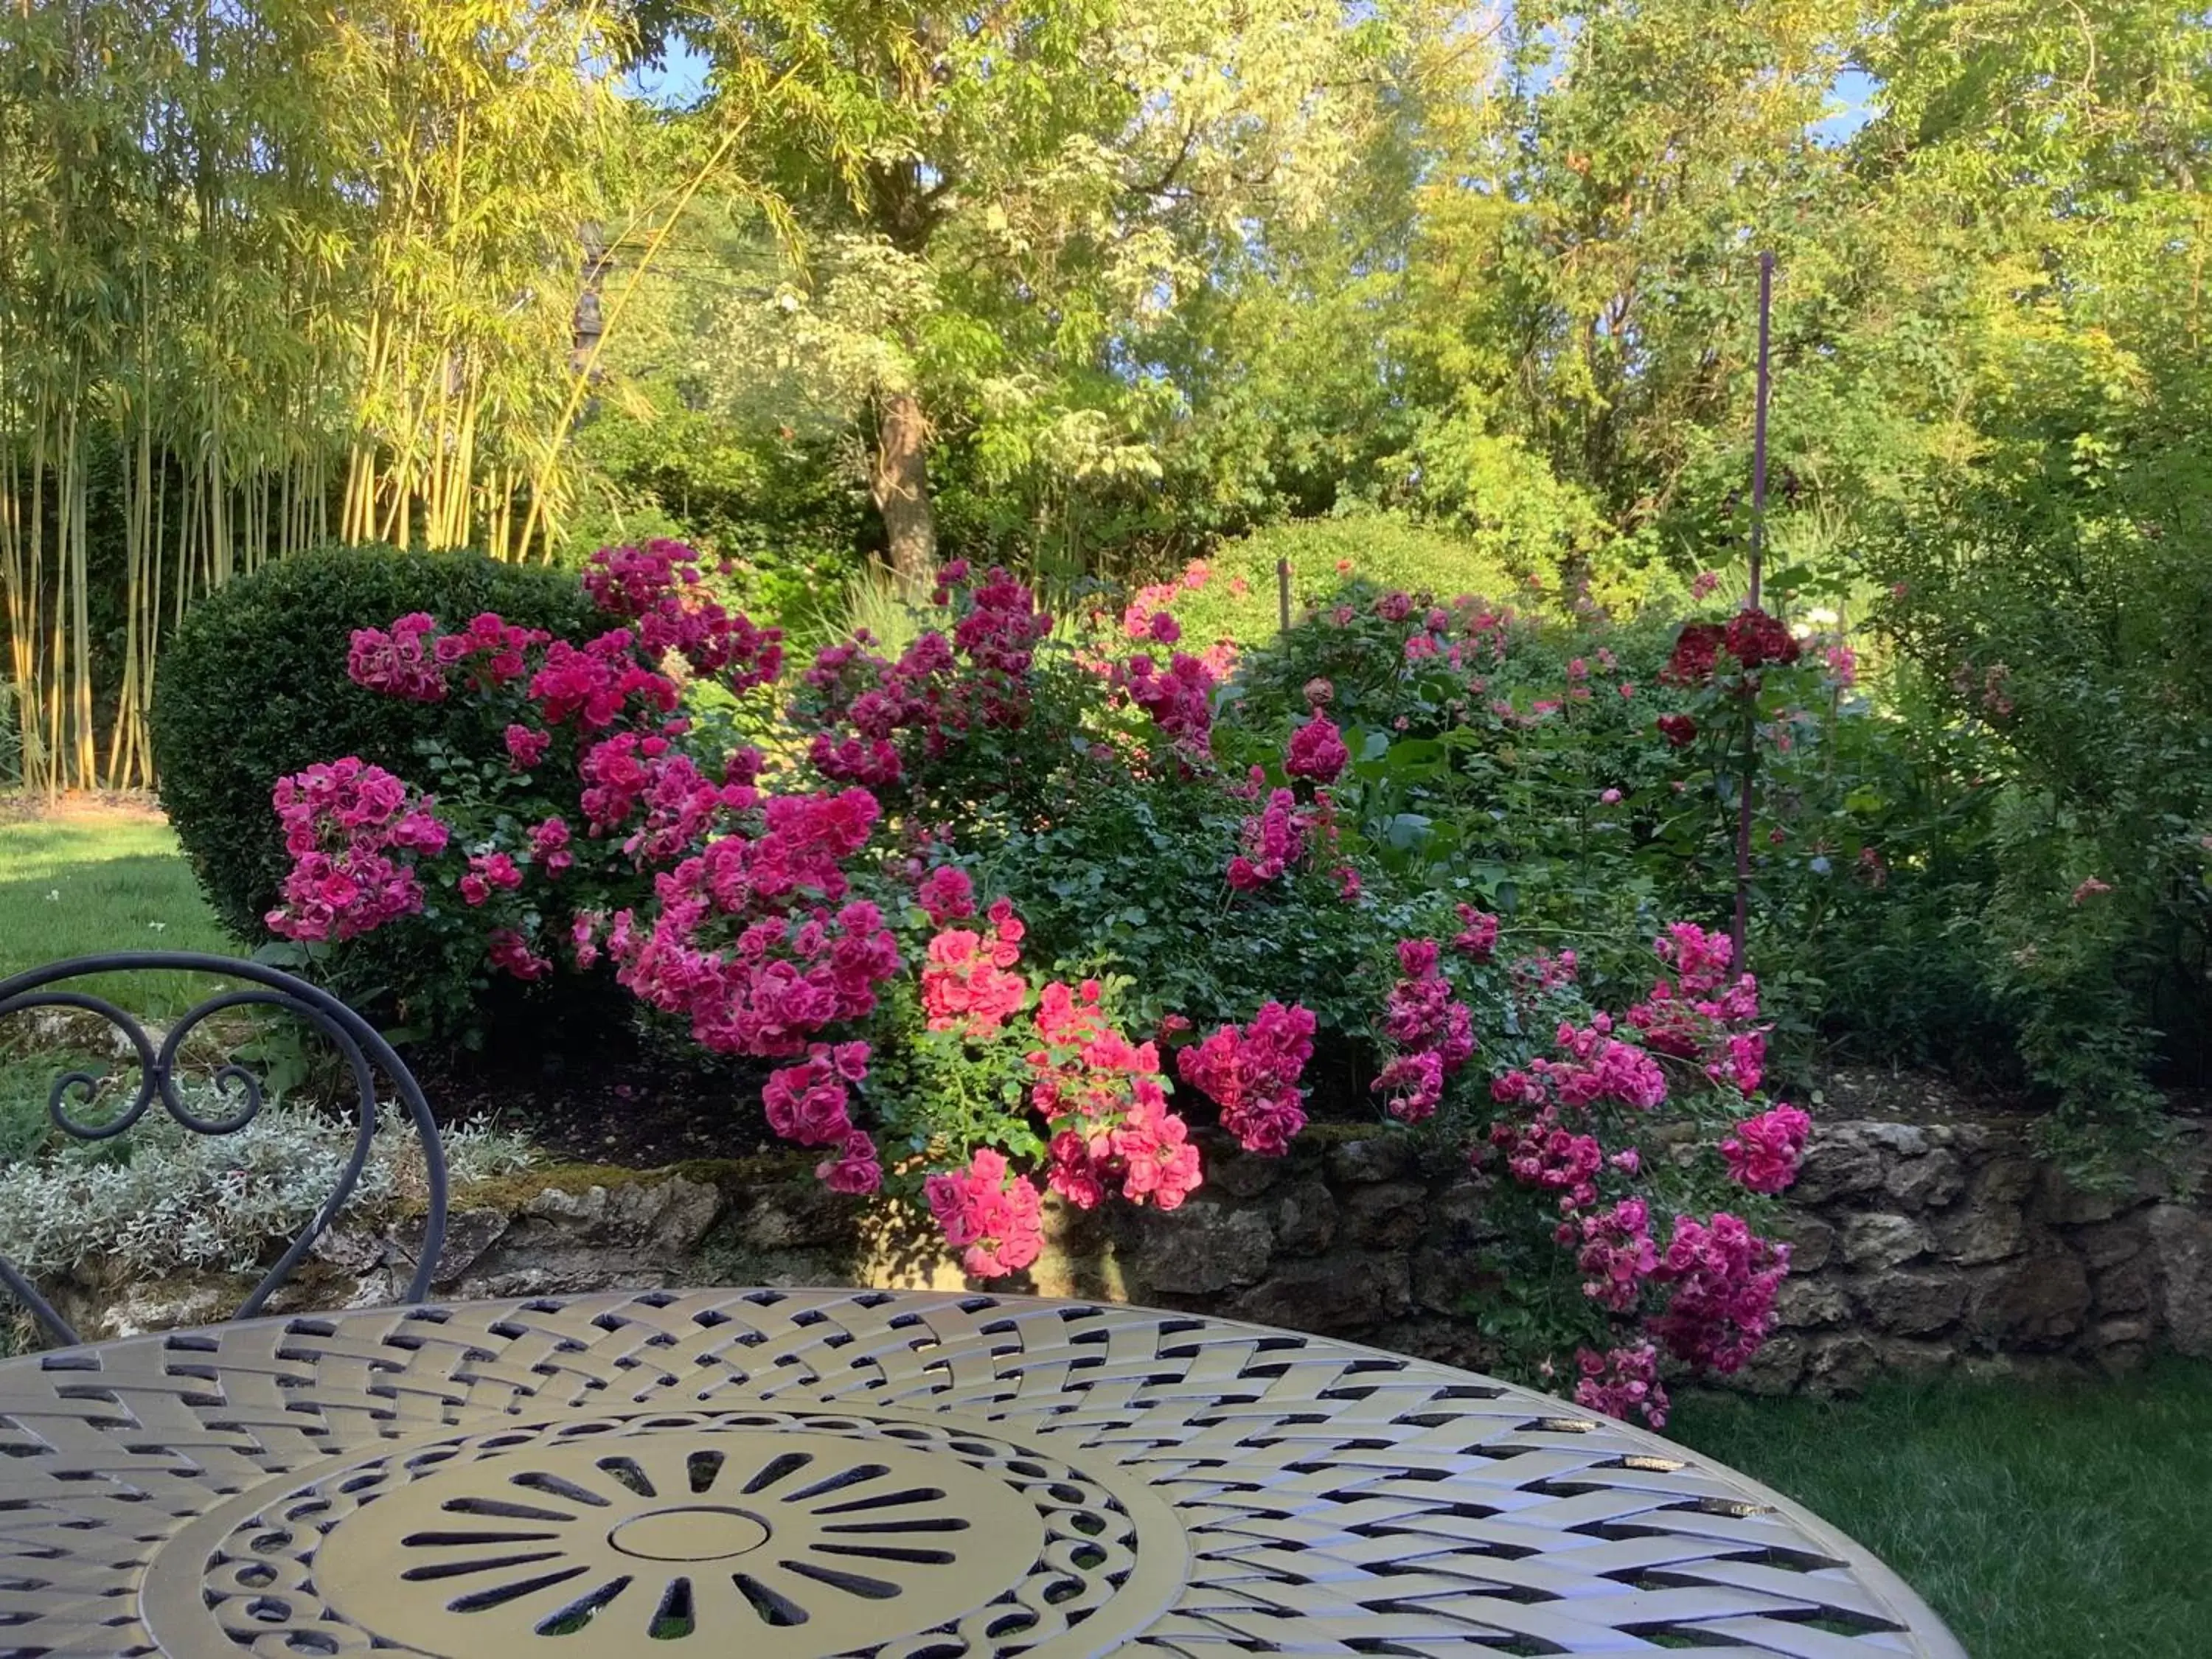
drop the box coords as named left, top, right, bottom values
left=1722, top=608, right=1800, bottom=669
left=1656, top=712, right=1698, bottom=748
left=1662, top=622, right=1726, bottom=686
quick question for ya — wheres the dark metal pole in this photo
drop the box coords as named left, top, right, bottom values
left=1732, top=250, right=1775, bottom=966
left=1277, top=557, right=1293, bottom=635
left=1747, top=250, right=1773, bottom=608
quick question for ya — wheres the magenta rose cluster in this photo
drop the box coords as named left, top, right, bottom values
left=790, top=559, right=1051, bottom=789
left=1372, top=937, right=1479, bottom=1120
left=1472, top=922, right=1807, bottom=1427
left=610, top=789, right=902, bottom=1060
left=267, top=757, right=449, bottom=942
left=282, top=549, right=1340, bottom=1283
left=1174, top=1001, right=1318, bottom=1155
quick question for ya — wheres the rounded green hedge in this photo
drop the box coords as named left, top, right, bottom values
left=1172, top=512, right=1518, bottom=650
left=152, top=544, right=601, bottom=939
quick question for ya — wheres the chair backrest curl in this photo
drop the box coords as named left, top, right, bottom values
left=0, top=952, right=448, bottom=1347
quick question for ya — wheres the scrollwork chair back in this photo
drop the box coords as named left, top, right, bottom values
left=0, top=952, right=449, bottom=1347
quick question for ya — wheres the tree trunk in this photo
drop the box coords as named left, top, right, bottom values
left=871, top=388, right=936, bottom=587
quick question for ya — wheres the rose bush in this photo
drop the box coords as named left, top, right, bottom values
left=1227, top=566, right=2011, bottom=1092
left=270, top=538, right=1824, bottom=1425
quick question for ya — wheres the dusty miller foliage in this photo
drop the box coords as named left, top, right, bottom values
left=0, top=1098, right=532, bottom=1278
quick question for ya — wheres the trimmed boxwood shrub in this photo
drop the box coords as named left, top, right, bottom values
left=152, top=544, right=600, bottom=939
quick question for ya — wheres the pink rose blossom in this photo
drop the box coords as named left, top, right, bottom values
left=504, top=724, right=552, bottom=768
left=1371, top=938, right=1475, bottom=1121
left=1285, top=714, right=1349, bottom=784
left=347, top=614, right=445, bottom=702
left=265, top=759, right=447, bottom=943
left=919, top=920, right=1027, bottom=1037
left=817, top=1130, right=883, bottom=1194
left=487, top=928, right=552, bottom=981
left=1177, top=1002, right=1316, bottom=1156
left=529, top=816, right=573, bottom=877
left=1719, top=1105, right=1812, bottom=1194
left=1647, top=1212, right=1789, bottom=1374
left=1576, top=1198, right=1658, bottom=1311
left=925, top=1149, right=1044, bottom=1277
left=917, top=864, right=977, bottom=924
left=764, top=1046, right=870, bottom=1147
left=1451, top=905, right=1500, bottom=960
left=1574, top=1342, right=1669, bottom=1429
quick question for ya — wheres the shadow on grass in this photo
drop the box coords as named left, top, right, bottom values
left=1670, top=1359, right=2212, bottom=1659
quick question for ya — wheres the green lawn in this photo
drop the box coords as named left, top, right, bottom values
left=0, top=806, right=236, bottom=975
left=1670, top=1360, right=2212, bottom=1659
left=0, top=804, right=243, bottom=1156
left=0, top=803, right=240, bottom=1025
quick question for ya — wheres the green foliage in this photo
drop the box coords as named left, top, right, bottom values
left=568, top=386, right=873, bottom=639
left=0, top=692, right=19, bottom=789
left=1877, top=495, right=2212, bottom=1155
left=0, top=1054, right=76, bottom=1165
left=1213, top=575, right=2014, bottom=1093
left=1849, top=1, right=2212, bottom=1136
left=1745, top=679, right=2010, bottom=1082
left=976, top=774, right=1387, bottom=1045
left=655, top=0, right=1409, bottom=577
left=833, top=566, right=930, bottom=657
left=150, top=546, right=599, bottom=939
left=1384, top=1, right=1854, bottom=576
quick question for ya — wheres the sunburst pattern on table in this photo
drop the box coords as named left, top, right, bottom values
left=235, top=1411, right=1148, bottom=1659
left=338, top=1427, right=1020, bottom=1652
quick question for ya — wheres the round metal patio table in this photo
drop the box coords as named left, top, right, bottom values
left=0, top=1288, right=1964, bottom=1658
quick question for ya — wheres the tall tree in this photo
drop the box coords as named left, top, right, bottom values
left=1388, top=0, right=1861, bottom=576
left=675, top=0, right=1414, bottom=582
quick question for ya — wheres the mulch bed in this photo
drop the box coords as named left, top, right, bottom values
left=409, top=1029, right=779, bottom=1169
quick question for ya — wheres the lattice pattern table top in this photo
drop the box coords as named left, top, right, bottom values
left=0, top=1287, right=1964, bottom=1658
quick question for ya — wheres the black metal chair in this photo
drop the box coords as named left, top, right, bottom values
left=0, top=952, right=448, bottom=1347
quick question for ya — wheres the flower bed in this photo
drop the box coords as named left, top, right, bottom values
left=268, top=541, right=1870, bottom=1425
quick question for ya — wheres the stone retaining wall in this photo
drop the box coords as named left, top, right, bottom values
left=55, top=1110, right=2212, bottom=1394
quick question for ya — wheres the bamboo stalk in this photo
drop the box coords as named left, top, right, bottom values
left=1, top=0, right=622, bottom=788
left=515, top=86, right=787, bottom=559
left=32, top=392, right=54, bottom=796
